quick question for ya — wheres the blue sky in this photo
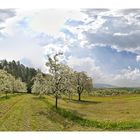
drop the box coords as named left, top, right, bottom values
left=0, top=9, right=140, bottom=87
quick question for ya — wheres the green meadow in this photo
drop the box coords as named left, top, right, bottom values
left=1, top=93, right=140, bottom=131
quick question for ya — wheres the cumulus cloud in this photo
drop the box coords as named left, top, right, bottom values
left=136, top=55, right=140, bottom=62
left=0, top=9, right=16, bottom=39
left=0, top=9, right=88, bottom=71
left=0, top=31, right=46, bottom=70
left=84, top=30, right=140, bottom=52
left=66, top=56, right=105, bottom=83
left=66, top=56, right=140, bottom=87
left=27, top=9, right=87, bottom=36
left=0, top=9, right=16, bottom=24
left=80, top=9, right=140, bottom=55
left=110, top=67, right=140, bottom=87
left=0, top=9, right=140, bottom=87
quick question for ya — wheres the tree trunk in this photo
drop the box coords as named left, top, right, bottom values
left=69, top=93, right=71, bottom=101
left=55, top=95, right=58, bottom=109
left=78, top=93, right=81, bottom=101
left=39, top=93, right=42, bottom=98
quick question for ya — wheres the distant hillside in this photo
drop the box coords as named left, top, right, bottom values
left=94, top=83, right=117, bottom=88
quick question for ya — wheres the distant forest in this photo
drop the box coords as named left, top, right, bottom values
left=0, top=60, right=37, bottom=93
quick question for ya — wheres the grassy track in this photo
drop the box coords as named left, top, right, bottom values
left=1, top=94, right=140, bottom=131
left=0, top=94, right=99, bottom=131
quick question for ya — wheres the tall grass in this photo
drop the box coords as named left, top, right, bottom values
left=55, top=107, right=140, bottom=130
left=43, top=98, right=140, bottom=130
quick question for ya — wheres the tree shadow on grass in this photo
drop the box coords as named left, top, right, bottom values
left=0, top=96, right=10, bottom=101
left=0, top=94, right=20, bottom=101
left=32, top=96, right=46, bottom=100
left=68, top=99, right=102, bottom=105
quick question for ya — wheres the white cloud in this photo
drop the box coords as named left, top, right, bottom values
left=0, top=31, right=46, bottom=70
left=27, top=9, right=87, bottom=36
left=0, top=9, right=88, bottom=72
left=44, top=43, right=69, bottom=57
left=0, top=9, right=140, bottom=87
left=0, top=9, right=16, bottom=24
left=114, top=67, right=140, bottom=81
left=67, top=56, right=140, bottom=87
left=136, top=55, right=140, bottom=62
left=80, top=9, right=140, bottom=55
left=110, top=67, right=140, bottom=87
left=66, top=56, right=105, bottom=83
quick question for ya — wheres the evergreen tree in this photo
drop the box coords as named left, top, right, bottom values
left=0, top=60, right=37, bottom=93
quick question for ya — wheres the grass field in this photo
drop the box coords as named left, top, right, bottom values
left=1, top=93, right=140, bottom=131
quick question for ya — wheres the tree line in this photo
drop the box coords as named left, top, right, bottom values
left=0, top=69, right=27, bottom=98
left=0, top=60, right=37, bottom=93
left=0, top=53, right=93, bottom=108
left=32, top=53, right=93, bottom=108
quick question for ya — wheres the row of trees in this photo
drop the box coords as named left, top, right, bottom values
left=0, top=70, right=27, bottom=98
left=0, top=60, right=37, bottom=93
left=0, top=54, right=93, bottom=108
left=93, top=88, right=140, bottom=96
left=32, top=53, right=93, bottom=108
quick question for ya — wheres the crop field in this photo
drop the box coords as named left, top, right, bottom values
left=1, top=93, right=140, bottom=131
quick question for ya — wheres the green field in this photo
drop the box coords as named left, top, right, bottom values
left=1, top=93, right=140, bottom=131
